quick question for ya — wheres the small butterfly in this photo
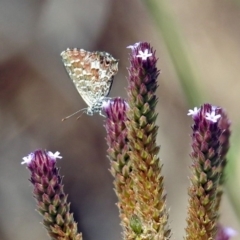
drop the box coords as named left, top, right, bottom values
left=61, top=48, right=118, bottom=119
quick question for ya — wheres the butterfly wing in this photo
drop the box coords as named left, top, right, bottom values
left=61, top=48, right=118, bottom=107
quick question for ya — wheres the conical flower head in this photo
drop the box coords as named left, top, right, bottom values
left=103, top=98, right=135, bottom=239
left=188, top=104, right=222, bottom=168
left=22, top=150, right=82, bottom=240
left=186, top=104, right=225, bottom=240
left=126, top=42, right=170, bottom=239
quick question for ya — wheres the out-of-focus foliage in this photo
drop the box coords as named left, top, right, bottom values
left=0, top=0, right=239, bottom=239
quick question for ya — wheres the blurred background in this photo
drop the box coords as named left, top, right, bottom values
left=0, top=0, right=240, bottom=239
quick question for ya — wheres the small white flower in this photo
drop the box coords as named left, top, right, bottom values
left=205, top=111, right=221, bottom=123
left=187, top=107, right=199, bottom=116
left=136, top=49, right=152, bottom=60
left=47, top=151, right=62, bottom=160
left=126, top=42, right=140, bottom=50
left=21, top=153, right=34, bottom=165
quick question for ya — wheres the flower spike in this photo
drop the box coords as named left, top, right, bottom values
left=103, top=98, right=136, bottom=238
left=126, top=42, right=170, bottom=239
left=22, top=150, right=82, bottom=240
left=186, top=103, right=225, bottom=240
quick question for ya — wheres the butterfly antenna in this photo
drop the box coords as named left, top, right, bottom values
left=76, top=110, right=87, bottom=120
left=62, top=108, right=87, bottom=121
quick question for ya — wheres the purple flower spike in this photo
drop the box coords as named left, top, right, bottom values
left=128, top=42, right=159, bottom=96
left=186, top=103, right=226, bottom=240
left=126, top=42, right=170, bottom=239
left=104, top=98, right=136, bottom=238
left=22, top=150, right=82, bottom=240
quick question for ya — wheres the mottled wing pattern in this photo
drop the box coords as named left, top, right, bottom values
left=61, top=48, right=118, bottom=110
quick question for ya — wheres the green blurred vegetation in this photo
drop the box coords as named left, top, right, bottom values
left=143, top=0, right=203, bottom=106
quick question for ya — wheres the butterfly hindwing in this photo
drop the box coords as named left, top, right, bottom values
left=61, top=48, right=118, bottom=112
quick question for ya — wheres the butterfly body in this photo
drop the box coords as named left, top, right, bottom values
left=61, top=48, right=118, bottom=116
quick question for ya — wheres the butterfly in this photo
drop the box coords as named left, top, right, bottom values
left=61, top=48, right=118, bottom=119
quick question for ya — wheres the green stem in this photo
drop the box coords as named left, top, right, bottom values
left=143, top=0, right=203, bottom=106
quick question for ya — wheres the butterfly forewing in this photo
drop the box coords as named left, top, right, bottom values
left=61, top=48, right=118, bottom=113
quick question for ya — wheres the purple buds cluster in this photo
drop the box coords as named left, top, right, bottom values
left=22, top=150, right=81, bottom=240
left=103, top=98, right=136, bottom=238
left=186, top=104, right=231, bottom=240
